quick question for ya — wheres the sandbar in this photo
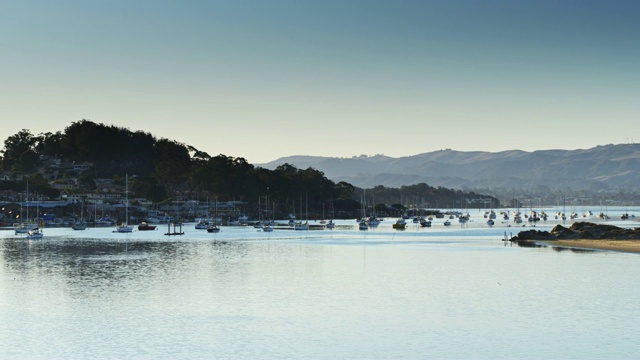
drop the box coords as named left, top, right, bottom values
left=548, top=239, right=640, bottom=254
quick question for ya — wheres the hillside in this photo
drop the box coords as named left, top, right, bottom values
left=259, top=144, right=640, bottom=193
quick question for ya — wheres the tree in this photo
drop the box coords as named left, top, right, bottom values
left=77, top=176, right=97, bottom=191
left=16, top=150, right=39, bottom=173
left=153, top=139, right=191, bottom=195
left=1, top=129, right=36, bottom=171
left=26, top=174, right=60, bottom=199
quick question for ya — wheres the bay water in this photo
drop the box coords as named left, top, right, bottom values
left=2, top=207, right=639, bottom=359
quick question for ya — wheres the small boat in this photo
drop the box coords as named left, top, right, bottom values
left=207, top=225, right=221, bottom=233
left=138, top=222, right=157, bottom=231
left=359, top=220, right=369, bottom=230
left=294, top=222, right=309, bottom=230
left=116, top=223, right=133, bottom=233
left=392, top=219, right=406, bottom=230
left=262, top=225, right=273, bottom=232
left=72, top=221, right=87, bottom=230
left=443, top=220, right=451, bottom=226
left=487, top=219, right=495, bottom=226
left=14, top=222, right=34, bottom=234
left=325, top=220, right=336, bottom=229
left=368, top=217, right=381, bottom=226
left=195, top=219, right=210, bottom=229
left=27, top=227, right=43, bottom=240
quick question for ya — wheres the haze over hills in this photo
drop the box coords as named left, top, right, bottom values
left=259, top=144, right=640, bottom=193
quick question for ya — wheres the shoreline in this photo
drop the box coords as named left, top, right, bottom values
left=546, top=239, right=640, bottom=254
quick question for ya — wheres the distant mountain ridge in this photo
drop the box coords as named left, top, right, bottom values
left=258, top=144, right=640, bottom=191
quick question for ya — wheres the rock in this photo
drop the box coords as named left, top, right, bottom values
left=511, top=222, right=640, bottom=242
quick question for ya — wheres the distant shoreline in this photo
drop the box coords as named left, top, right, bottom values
left=546, top=239, right=640, bottom=254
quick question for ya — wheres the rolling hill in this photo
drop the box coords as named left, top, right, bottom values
left=258, top=144, right=640, bottom=192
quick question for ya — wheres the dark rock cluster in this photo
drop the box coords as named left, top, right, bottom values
left=510, top=222, right=640, bottom=242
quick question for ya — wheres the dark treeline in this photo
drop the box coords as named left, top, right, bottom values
left=0, top=119, right=499, bottom=217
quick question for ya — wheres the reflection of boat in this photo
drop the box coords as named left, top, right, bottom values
left=138, top=222, right=157, bottom=231
left=27, top=227, right=43, bottom=240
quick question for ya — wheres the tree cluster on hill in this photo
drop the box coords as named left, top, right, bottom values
left=0, top=119, right=499, bottom=217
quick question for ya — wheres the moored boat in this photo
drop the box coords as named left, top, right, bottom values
left=392, top=218, right=406, bottom=230
left=72, top=221, right=87, bottom=230
left=27, top=227, right=43, bottom=240
left=138, top=222, right=157, bottom=231
left=359, top=220, right=369, bottom=230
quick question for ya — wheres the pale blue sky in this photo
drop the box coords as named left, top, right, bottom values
left=1, top=0, right=638, bottom=163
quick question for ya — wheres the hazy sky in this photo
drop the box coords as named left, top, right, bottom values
left=2, top=0, right=638, bottom=163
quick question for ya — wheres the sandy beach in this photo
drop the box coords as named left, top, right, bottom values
left=549, top=239, right=640, bottom=254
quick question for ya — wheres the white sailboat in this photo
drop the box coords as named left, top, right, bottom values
left=115, top=174, right=133, bottom=233
left=26, top=226, right=43, bottom=240
left=14, top=184, right=37, bottom=234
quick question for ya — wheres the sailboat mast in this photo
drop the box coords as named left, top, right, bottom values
left=125, top=174, right=129, bottom=225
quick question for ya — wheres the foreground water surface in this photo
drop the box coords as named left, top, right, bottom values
left=2, top=207, right=639, bottom=359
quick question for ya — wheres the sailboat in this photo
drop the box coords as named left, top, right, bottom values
left=14, top=184, right=37, bottom=234
left=115, top=174, right=133, bottom=233
left=72, top=200, right=87, bottom=230
left=13, top=193, right=29, bottom=234
left=326, top=200, right=336, bottom=229
left=262, top=195, right=273, bottom=232
left=358, top=191, right=368, bottom=230
left=207, top=197, right=221, bottom=233
left=26, top=226, right=43, bottom=240
left=294, top=193, right=309, bottom=230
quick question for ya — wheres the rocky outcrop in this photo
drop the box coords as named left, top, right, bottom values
left=510, top=222, right=640, bottom=242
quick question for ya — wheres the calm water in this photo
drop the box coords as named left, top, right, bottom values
left=2, top=207, right=639, bottom=359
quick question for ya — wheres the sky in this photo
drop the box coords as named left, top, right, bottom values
left=1, top=0, right=638, bottom=164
